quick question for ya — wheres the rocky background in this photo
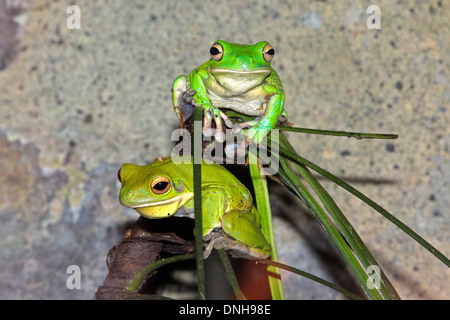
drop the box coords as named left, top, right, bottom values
left=0, top=0, right=448, bottom=299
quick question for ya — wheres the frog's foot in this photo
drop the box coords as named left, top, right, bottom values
left=277, top=114, right=294, bottom=128
left=175, top=89, right=197, bottom=125
left=227, top=121, right=272, bottom=157
left=202, top=106, right=233, bottom=143
left=246, top=124, right=272, bottom=145
left=182, top=89, right=196, bottom=104
left=203, top=231, right=270, bottom=260
left=232, top=120, right=271, bottom=143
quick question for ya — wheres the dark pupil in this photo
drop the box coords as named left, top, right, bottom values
left=153, top=181, right=168, bottom=191
left=266, top=48, right=275, bottom=55
left=210, top=47, right=221, bottom=55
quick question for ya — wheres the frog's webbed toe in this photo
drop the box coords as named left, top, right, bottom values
left=246, top=125, right=272, bottom=145
left=201, top=108, right=215, bottom=137
left=233, top=119, right=260, bottom=132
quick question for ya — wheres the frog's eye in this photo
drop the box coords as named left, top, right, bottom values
left=263, top=43, right=275, bottom=62
left=151, top=177, right=171, bottom=194
left=117, top=168, right=122, bottom=183
left=210, top=43, right=224, bottom=61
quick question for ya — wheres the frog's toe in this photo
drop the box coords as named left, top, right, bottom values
left=204, top=111, right=224, bottom=142
left=224, top=143, right=237, bottom=159
left=202, top=110, right=214, bottom=136
left=213, top=109, right=223, bottom=129
left=219, top=110, right=233, bottom=128
left=203, top=127, right=214, bottom=137
left=237, top=139, right=248, bottom=154
left=276, top=114, right=288, bottom=125
left=231, top=123, right=243, bottom=134
left=182, top=89, right=196, bottom=104
left=237, top=119, right=259, bottom=130
left=247, top=123, right=273, bottom=145
left=247, top=128, right=264, bottom=145
left=203, top=241, right=215, bottom=259
left=214, top=130, right=226, bottom=143
left=224, top=140, right=247, bottom=160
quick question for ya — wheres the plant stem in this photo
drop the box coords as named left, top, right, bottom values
left=248, top=151, right=284, bottom=300
left=278, top=133, right=399, bottom=299
left=279, top=141, right=450, bottom=269
left=126, top=253, right=196, bottom=292
left=217, top=249, right=246, bottom=300
left=258, top=259, right=364, bottom=300
left=275, top=125, right=398, bottom=140
left=193, top=108, right=206, bottom=300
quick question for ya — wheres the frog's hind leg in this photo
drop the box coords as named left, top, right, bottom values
left=220, top=210, right=271, bottom=260
left=172, top=75, right=187, bottom=125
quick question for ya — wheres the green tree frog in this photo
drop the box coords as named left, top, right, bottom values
left=118, top=157, right=271, bottom=260
left=172, top=40, right=288, bottom=144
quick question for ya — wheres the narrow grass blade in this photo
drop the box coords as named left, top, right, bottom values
left=258, top=259, right=364, bottom=300
left=241, top=131, right=393, bottom=298
left=126, top=253, right=195, bottom=292
left=277, top=157, right=387, bottom=299
left=224, top=111, right=449, bottom=294
left=278, top=133, right=399, bottom=299
left=224, top=110, right=399, bottom=140
left=193, top=108, right=206, bottom=300
left=217, top=249, right=246, bottom=300
left=248, top=151, right=284, bottom=300
left=278, top=141, right=450, bottom=268
left=275, top=125, right=398, bottom=140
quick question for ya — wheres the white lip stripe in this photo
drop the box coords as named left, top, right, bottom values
left=130, top=192, right=194, bottom=209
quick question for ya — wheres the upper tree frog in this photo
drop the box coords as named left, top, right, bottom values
left=172, top=40, right=287, bottom=144
left=118, top=157, right=271, bottom=260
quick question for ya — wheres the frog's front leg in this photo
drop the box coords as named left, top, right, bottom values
left=189, top=71, right=232, bottom=142
left=229, top=90, right=285, bottom=157
left=244, top=89, right=285, bottom=145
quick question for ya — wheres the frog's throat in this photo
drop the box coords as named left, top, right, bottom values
left=132, top=192, right=194, bottom=219
left=210, top=69, right=271, bottom=94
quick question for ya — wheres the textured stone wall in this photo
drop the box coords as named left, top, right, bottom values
left=0, top=0, right=448, bottom=299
